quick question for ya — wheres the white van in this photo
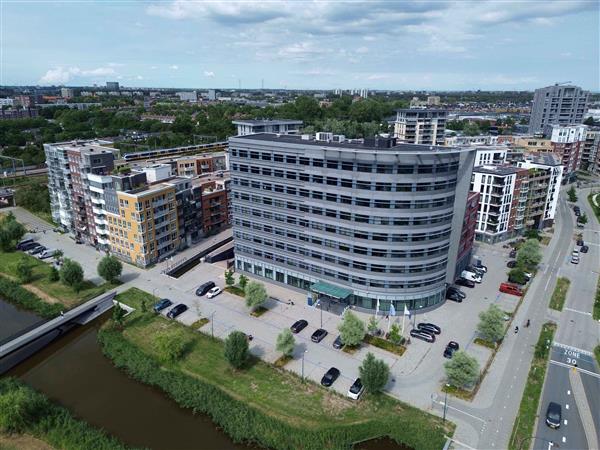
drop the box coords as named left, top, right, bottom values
left=461, top=270, right=482, bottom=284
left=38, top=249, right=57, bottom=259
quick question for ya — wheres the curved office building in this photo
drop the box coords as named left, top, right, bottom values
left=229, top=133, right=476, bottom=311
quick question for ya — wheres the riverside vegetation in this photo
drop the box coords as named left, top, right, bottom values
left=98, top=288, right=453, bottom=450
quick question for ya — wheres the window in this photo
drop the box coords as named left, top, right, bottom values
left=341, top=161, right=354, bottom=171
left=274, top=154, right=284, bottom=162
left=357, top=163, right=371, bottom=173
left=261, top=152, right=272, bottom=161
left=286, top=155, right=297, bottom=164
left=312, top=159, right=323, bottom=167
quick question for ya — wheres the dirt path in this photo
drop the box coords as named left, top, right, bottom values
left=0, top=433, right=54, bottom=450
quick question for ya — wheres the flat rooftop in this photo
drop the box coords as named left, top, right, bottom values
left=232, top=119, right=303, bottom=125
left=473, top=165, right=525, bottom=176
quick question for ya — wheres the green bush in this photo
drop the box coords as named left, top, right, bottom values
left=60, top=258, right=84, bottom=291
left=0, top=274, right=64, bottom=318
left=0, top=378, right=128, bottom=449
left=153, top=331, right=192, bottom=363
left=224, top=331, right=249, bottom=369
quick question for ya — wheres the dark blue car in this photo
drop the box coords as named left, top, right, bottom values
left=153, top=298, right=173, bottom=313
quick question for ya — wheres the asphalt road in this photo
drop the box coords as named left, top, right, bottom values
left=534, top=187, right=600, bottom=450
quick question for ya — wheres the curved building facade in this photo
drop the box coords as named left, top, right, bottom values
left=229, top=134, right=476, bottom=311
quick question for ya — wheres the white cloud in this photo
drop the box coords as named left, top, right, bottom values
left=169, top=65, right=179, bottom=70
left=38, top=66, right=117, bottom=84
left=355, top=46, right=369, bottom=54
left=203, top=70, right=215, bottom=77
left=136, top=75, right=144, bottom=80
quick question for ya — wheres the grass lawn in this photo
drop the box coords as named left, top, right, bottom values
left=112, top=288, right=453, bottom=449
left=509, top=322, right=556, bottom=450
left=594, top=274, right=600, bottom=321
left=588, top=192, right=600, bottom=224
left=549, top=277, right=570, bottom=311
left=0, top=250, right=116, bottom=308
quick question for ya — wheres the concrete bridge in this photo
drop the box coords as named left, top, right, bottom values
left=0, top=291, right=116, bottom=374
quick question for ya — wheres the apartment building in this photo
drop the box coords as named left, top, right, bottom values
left=393, top=109, right=447, bottom=145
left=175, top=153, right=227, bottom=177
left=229, top=133, right=476, bottom=311
left=197, top=176, right=230, bottom=235
left=581, top=127, right=600, bottom=172
left=455, top=191, right=480, bottom=276
left=547, top=124, right=586, bottom=179
left=512, top=136, right=552, bottom=152
left=445, top=135, right=499, bottom=147
left=474, top=146, right=508, bottom=166
left=471, top=166, right=529, bottom=243
left=232, top=119, right=303, bottom=136
left=528, top=84, right=589, bottom=134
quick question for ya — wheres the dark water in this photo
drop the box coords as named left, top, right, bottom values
left=2, top=299, right=407, bottom=450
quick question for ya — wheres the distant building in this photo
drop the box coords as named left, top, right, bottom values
left=445, top=135, right=499, bottom=147
left=582, top=127, right=600, bottom=173
left=177, top=91, right=197, bottom=102
left=175, top=153, right=227, bottom=177
left=232, top=119, right=303, bottom=136
left=0, top=98, right=14, bottom=107
left=474, top=146, right=508, bottom=166
left=393, top=109, right=447, bottom=146
left=207, top=89, right=217, bottom=101
left=61, top=88, right=75, bottom=99
left=106, top=81, right=120, bottom=91
left=427, top=96, right=441, bottom=106
left=0, top=108, right=38, bottom=120
left=528, top=84, right=589, bottom=134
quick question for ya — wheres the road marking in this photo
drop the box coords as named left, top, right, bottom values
left=544, top=276, right=552, bottom=292
left=562, top=437, right=566, bottom=443
left=550, top=360, right=600, bottom=379
left=563, top=307, right=592, bottom=316
left=433, top=401, right=486, bottom=423
left=566, top=404, right=569, bottom=410
left=445, top=436, right=477, bottom=450
left=553, top=342, right=594, bottom=356
left=568, top=390, right=571, bottom=395
left=564, top=419, right=568, bottom=425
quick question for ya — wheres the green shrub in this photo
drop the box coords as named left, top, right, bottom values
left=224, top=331, right=249, bottom=369
left=153, top=331, right=192, bottom=363
left=48, top=266, right=60, bottom=282
left=0, top=274, right=65, bottom=318
left=60, top=258, right=84, bottom=291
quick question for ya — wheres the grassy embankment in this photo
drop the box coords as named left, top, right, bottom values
left=508, top=322, right=557, bottom=450
left=588, top=192, right=600, bottom=224
left=99, top=287, right=453, bottom=450
left=548, top=277, right=571, bottom=311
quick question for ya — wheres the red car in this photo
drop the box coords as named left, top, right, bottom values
left=499, top=282, right=523, bottom=296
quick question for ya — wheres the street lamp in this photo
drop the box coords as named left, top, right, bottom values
left=443, top=384, right=450, bottom=423
left=301, top=350, right=307, bottom=382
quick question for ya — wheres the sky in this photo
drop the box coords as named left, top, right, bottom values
left=1, top=0, right=599, bottom=91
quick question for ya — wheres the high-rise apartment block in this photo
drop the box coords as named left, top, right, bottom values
left=229, top=133, right=476, bottom=311
left=393, top=109, right=446, bottom=146
left=580, top=127, right=600, bottom=172
left=528, top=84, right=589, bottom=134
left=106, top=81, right=120, bottom=91
left=548, top=124, right=586, bottom=179
left=60, top=88, right=75, bottom=99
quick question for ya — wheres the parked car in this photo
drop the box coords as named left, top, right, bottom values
left=206, top=287, right=222, bottom=299
left=320, top=367, right=341, bottom=387
left=507, top=260, right=517, bottom=268
left=347, top=378, right=365, bottom=400
left=28, top=245, right=46, bottom=256
left=290, top=319, right=308, bottom=333
left=166, top=304, right=188, bottom=319
left=20, top=241, right=39, bottom=252
left=460, top=270, right=482, bottom=283
left=499, top=282, right=523, bottom=296
left=196, top=281, right=216, bottom=296
left=580, top=245, right=589, bottom=253
left=25, top=242, right=42, bottom=253
left=311, top=328, right=328, bottom=343
left=455, top=278, right=475, bottom=288
left=446, top=291, right=463, bottom=303
left=444, top=341, right=460, bottom=358
left=410, top=329, right=435, bottom=343
left=38, top=249, right=57, bottom=259
left=16, top=238, right=34, bottom=250
left=417, top=322, right=441, bottom=335
left=576, top=222, right=585, bottom=229
left=332, top=335, right=343, bottom=349
left=447, top=286, right=466, bottom=299
left=467, top=266, right=485, bottom=277
left=153, top=298, right=173, bottom=313
left=577, top=238, right=584, bottom=246
left=509, top=249, right=517, bottom=258
left=545, top=402, right=562, bottom=429
left=571, top=255, right=580, bottom=264
left=473, top=259, right=487, bottom=272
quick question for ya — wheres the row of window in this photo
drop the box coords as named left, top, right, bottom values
left=235, top=245, right=447, bottom=289
left=231, top=150, right=459, bottom=174
left=233, top=191, right=455, bottom=211
left=233, top=204, right=452, bottom=228
left=233, top=219, right=452, bottom=254
left=232, top=176, right=457, bottom=193
left=235, top=232, right=448, bottom=274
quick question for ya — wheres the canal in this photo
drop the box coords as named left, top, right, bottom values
left=2, top=298, right=406, bottom=450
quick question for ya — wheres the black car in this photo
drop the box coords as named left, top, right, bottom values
left=410, top=329, right=435, bottom=343
left=577, top=238, right=584, bottom=246
left=447, top=286, right=466, bottom=299
left=455, top=278, right=475, bottom=288
left=446, top=291, right=463, bottom=303
left=290, top=319, right=308, bottom=334
left=443, top=341, right=459, bottom=358
left=417, top=322, right=441, bottom=335
left=545, top=402, right=562, bottom=428
left=507, top=260, right=517, bottom=268
left=509, top=249, right=517, bottom=258
left=166, top=304, right=188, bottom=319
left=16, top=238, right=34, bottom=250
left=29, top=245, right=46, bottom=256
left=320, top=367, right=340, bottom=387
left=580, top=245, right=589, bottom=253
left=332, top=335, right=343, bottom=349
left=20, top=241, right=39, bottom=252
left=153, top=298, right=173, bottom=313
left=196, top=281, right=216, bottom=296
left=311, top=328, right=328, bottom=343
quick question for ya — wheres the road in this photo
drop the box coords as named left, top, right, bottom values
left=534, top=187, right=600, bottom=450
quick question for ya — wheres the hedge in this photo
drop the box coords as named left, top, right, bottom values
left=0, top=274, right=65, bottom=319
left=98, top=326, right=445, bottom=450
left=0, top=378, right=131, bottom=450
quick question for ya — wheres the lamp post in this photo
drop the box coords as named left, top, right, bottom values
left=443, top=384, right=450, bottom=423
left=301, top=350, right=307, bottom=382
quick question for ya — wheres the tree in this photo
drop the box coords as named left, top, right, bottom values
left=0, top=213, right=26, bottom=252
left=97, top=255, right=122, bottom=283
left=387, top=323, right=403, bottom=345
left=153, top=331, right=190, bottom=363
left=276, top=328, right=295, bottom=357
left=53, top=250, right=64, bottom=261
left=245, top=281, right=267, bottom=311
left=516, top=238, right=542, bottom=270
left=224, top=331, right=249, bottom=369
left=224, top=270, right=235, bottom=287
left=112, top=304, right=126, bottom=329
left=359, top=352, right=390, bottom=394
left=15, top=257, right=33, bottom=283
left=567, top=186, right=578, bottom=202
left=578, top=213, right=588, bottom=225
left=238, top=274, right=248, bottom=289
left=524, top=229, right=541, bottom=241
left=48, top=266, right=59, bottom=282
left=444, top=351, right=480, bottom=389
left=59, top=258, right=84, bottom=291
left=477, top=304, right=505, bottom=343
left=508, top=266, right=527, bottom=285
left=367, top=316, right=379, bottom=335
left=338, top=311, right=366, bottom=347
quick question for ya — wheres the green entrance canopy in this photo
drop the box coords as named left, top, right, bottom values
left=310, top=281, right=352, bottom=300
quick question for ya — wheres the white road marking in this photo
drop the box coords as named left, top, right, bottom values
left=563, top=307, right=592, bottom=316
left=567, top=390, right=571, bottom=395
left=562, top=436, right=566, bottom=443
left=544, top=276, right=552, bottom=292
left=553, top=342, right=594, bottom=356
left=564, top=419, right=568, bottom=425
left=433, top=401, right=486, bottom=423
left=550, top=360, right=600, bottom=379
left=566, top=404, right=570, bottom=410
